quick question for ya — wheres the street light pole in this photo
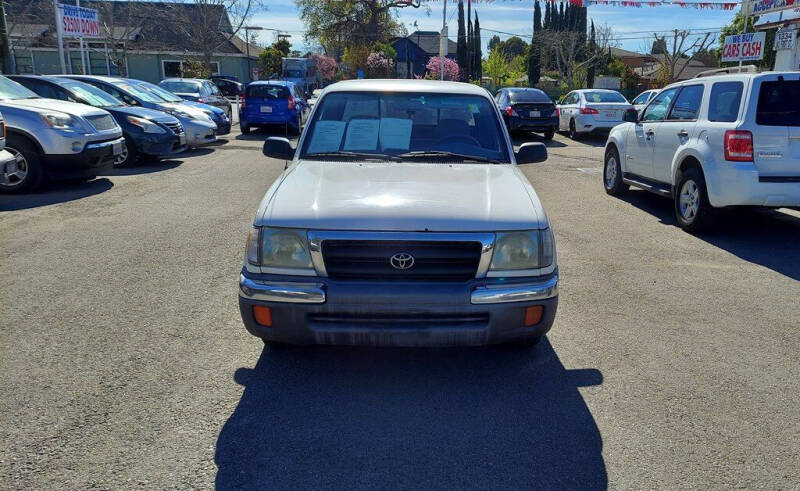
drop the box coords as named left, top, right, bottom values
left=440, top=0, right=447, bottom=80
left=243, top=26, right=264, bottom=82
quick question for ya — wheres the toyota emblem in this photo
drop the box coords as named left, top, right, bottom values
left=389, top=252, right=415, bottom=270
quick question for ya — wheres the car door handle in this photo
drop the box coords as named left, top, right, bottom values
left=677, top=130, right=689, bottom=138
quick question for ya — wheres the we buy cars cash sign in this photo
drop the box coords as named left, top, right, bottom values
left=58, top=4, right=100, bottom=38
left=722, top=32, right=767, bottom=62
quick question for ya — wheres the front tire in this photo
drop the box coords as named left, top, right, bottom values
left=543, top=129, right=554, bottom=140
left=114, top=137, right=138, bottom=167
left=603, top=146, right=628, bottom=196
left=675, top=167, right=714, bottom=233
left=240, top=125, right=250, bottom=135
left=1, top=135, right=43, bottom=194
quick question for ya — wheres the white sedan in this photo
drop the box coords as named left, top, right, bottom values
left=631, top=89, right=659, bottom=114
left=557, top=89, right=633, bottom=139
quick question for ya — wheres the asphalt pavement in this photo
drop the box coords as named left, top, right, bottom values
left=1, top=129, right=799, bottom=489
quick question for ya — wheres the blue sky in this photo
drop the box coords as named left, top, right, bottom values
left=246, top=0, right=738, bottom=55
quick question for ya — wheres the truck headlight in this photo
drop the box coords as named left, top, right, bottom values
left=40, top=112, right=83, bottom=131
left=246, top=227, right=313, bottom=272
left=126, top=116, right=166, bottom=134
left=490, top=229, right=554, bottom=271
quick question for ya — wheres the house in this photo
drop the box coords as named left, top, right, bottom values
left=635, top=55, right=717, bottom=87
left=391, top=31, right=457, bottom=78
left=609, top=47, right=655, bottom=70
left=3, top=0, right=261, bottom=83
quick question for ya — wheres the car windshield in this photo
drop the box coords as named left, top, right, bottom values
left=130, top=81, right=185, bottom=102
left=159, top=81, right=201, bottom=94
left=61, top=80, right=121, bottom=107
left=299, top=91, right=510, bottom=163
left=0, top=76, right=39, bottom=100
left=583, top=91, right=627, bottom=103
left=509, top=90, right=552, bottom=103
left=113, top=81, right=164, bottom=103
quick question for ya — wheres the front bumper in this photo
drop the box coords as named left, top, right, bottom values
left=182, top=119, right=217, bottom=147
left=42, top=136, right=124, bottom=179
left=574, top=116, right=624, bottom=134
left=214, top=118, right=231, bottom=135
left=132, top=131, right=186, bottom=157
left=238, top=272, right=559, bottom=347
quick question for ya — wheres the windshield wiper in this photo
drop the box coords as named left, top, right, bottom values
left=304, top=151, right=402, bottom=162
left=398, top=150, right=504, bottom=165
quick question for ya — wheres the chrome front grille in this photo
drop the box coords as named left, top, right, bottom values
left=163, top=121, right=184, bottom=135
left=86, top=114, right=117, bottom=131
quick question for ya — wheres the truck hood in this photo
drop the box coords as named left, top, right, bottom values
left=1, top=98, right=111, bottom=117
left=257, top=161, right=547, bottom=232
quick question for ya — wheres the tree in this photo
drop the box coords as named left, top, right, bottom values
left=488, top=35, right=502, bottom=54
left=312, top=53, right=338, bottom=80
left=586, top=20, right=596, bottom=88
left=483, top=49, right=508, bottom=88
left=651, top=37, right=667, bottom=55
left=544, top=2, right=551, bottom=30
left=273, top=38, right=291, bottom=56
left=366, top=51, right=393, bottom=77
left=534, top=0, right=542, bottom=32
left=93, top=1, right=147, bottom=76
left=296, top=0, right=416, bottom=58
left=456, top=0, right=468, bottom=75
left=163, top=0, right=255, bottom=72
left=258, top=47, right=283, bottom=77
left=500, top=36, right=529, bottom=61
left=473, top=13, right=483, bottom=80
left=528, top=0, right=542, bottom=87
left=425, top=56, right=460, bottom=81
left=651, top=30, right=715, bottom=84
left=558, top=3, right=565, bottom=31
left=543, top=30, right=596, bottom=90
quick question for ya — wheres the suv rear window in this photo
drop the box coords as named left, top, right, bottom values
left=708, top=82, right=743, bottom=122
left=757, top=80, right=800, bottom=126
left=247, top=85, right=289, bottom=99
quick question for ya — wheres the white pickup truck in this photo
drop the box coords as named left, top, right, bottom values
left=238, top=80, right=559, bottom=347
left=604, top=67, right=800, bottom=232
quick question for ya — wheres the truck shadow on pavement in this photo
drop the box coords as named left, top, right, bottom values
left=620, top=190, right=800, bottom=281
left=215, top=339, right=607, bottom=489
left=0, top=177, right=113, bottom=212
left=99, top=160, right=182, bottom=177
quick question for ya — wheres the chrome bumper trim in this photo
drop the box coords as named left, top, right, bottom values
left=471, top=275, right=558, bottom=304
left=85, top=136, right=125, bottom=150
left=239, top=274, right=326, bottom=304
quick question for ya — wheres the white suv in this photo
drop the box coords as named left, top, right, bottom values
left=603, top=67, right=800, bottom=232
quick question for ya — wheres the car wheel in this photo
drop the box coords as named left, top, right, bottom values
left=543, top=129, right=554, bottom=140
left=603, top=146, right=629, bottom=196
left=114, top=137, right=139, bottom=167
left=1, top=135, right=43, bottom=194
left=569, top=119, right=580, bottom=140
left=240, top=125, right=250, bottom=134
left=675, top=167, right=714, bottom=233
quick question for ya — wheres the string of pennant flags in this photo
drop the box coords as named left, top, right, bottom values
left=577, top=0, right=740, bottom=8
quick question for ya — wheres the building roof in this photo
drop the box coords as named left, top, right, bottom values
left=636, top=56, right=716, bottom=80
left=325, top=79, right=490, bottom=96
left=610, top=47, right=652, bottom=59
left=5, top=0, right=255, bottom=57
left=398, top=31, right=458, bottom=57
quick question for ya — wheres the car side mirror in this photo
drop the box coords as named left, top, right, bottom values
left=263, top=137, right=295, bottom=160
left=623, top=108, right=639, bottom=123
left=516, top=142, right=548, bottom=164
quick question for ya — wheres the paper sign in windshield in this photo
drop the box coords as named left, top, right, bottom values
left=307, top=121, right=345, bottom=154
left=379, top=118, right=412, bottom=151
left=343, top=119, right=380, bottom=151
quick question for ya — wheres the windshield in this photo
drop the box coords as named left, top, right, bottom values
left=284, top=70, right=304, bottom=78
left=299, top=91, right=510, bottom=163
left=583, top=91, right=627, bottom=103
left=129, top=81, right=184, bottom=103
left=509, top=90, right=552, bottom=104
left=61, top=80, right=121, bottom=107
left=112, top=81, right=164, bottom=103
left=0, top=76, right=39, bottom=100
left=160, top=81, right=201, bottom=94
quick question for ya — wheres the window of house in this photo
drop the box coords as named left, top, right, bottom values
left=162, top=60, right=220, bottom=78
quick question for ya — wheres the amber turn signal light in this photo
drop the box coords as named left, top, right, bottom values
left=253, top=305, right=273, bottom=327
left=524, top=306, right=543, bottom=327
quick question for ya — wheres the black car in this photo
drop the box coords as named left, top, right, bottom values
left=210, top=76, right=244, bottom=98
left=10, top=75, right=186, bottom=166
left=495, top=87, right=558, bottom=140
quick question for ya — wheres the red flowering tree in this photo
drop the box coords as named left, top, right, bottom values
left=366, top=52, right=394, bottom=78
left=425, top=57, right=460, bottom=81
left=312, top=54, right=338, bottom=81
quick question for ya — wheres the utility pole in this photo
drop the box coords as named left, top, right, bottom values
left=467, top=0, right=471, bottom=80
left=54, top=0, right=67, bottom=73
left=440, top=0, right=447, bottom=80
left=243, top=26, right=263, bottom=82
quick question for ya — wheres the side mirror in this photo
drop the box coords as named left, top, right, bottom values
left=516, top=142, right=548, bottom=165
left=623, top=108, right=639, bottom=123
left=263, top=137, right=295, bottom=160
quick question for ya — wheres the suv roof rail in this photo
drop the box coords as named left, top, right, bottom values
left=694, top=65, right=759, bottom=78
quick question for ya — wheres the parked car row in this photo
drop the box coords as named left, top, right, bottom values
left=0, top=74, right=235, bottom=194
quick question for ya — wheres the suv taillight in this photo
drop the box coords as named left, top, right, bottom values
left=580, top=107, right=599, bottom=115
left=724, top=130, right=753, bottom=162
left=287, top=96, right=296, bottom=110
left=0, top=121, right=5, bottom=139
left=240, top=93, right=246, bottom=112
left=505, top=106, right=518, bottom=117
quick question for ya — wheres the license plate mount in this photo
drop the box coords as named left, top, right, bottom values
left=112, top=140, right=123, bottom=155
left=605, top=111, right=616, bottom=118
left=261, top=106, right=273, bottom=113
